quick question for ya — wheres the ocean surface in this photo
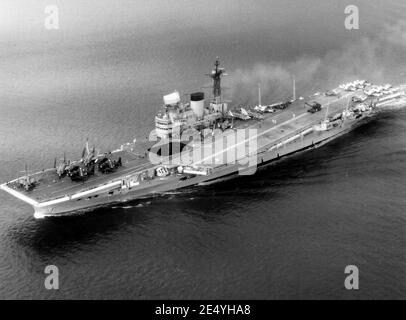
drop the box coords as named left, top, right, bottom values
left=0, top=0, right=405, bottom=299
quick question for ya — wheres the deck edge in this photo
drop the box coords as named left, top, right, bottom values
left=0, top=183, right=39, bottom=206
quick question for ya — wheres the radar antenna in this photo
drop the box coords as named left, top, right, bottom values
left=206, top=57, right=227, bottom=103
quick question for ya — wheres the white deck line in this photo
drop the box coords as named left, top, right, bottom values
left=0, top=183, right=39, bottom=206
left=37, top=180, right=123, bottom=207
left=70, top=180, right=122, bottom=200
left=376, top=99, right=398, bottom=107
left=37, top=196, right=71, bottom=207
left=1, top=179, right=124, bottom=208
left=0, top=153, right=153, bottom=209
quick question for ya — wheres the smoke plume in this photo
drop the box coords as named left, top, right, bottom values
left=229, top=21, right=406, bottom=105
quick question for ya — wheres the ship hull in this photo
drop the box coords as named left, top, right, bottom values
left=2, top=80, right=404, bottom=218
left=28, top=113, right=372, bottom=218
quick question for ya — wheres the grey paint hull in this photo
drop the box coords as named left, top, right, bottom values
left=30, top=114, right=370, bottom=217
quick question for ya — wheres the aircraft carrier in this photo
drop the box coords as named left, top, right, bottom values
left=2, top=59, right=406, bottom=218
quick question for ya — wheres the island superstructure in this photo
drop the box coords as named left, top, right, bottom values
left=155, top=59, right=229, bottom=139
left=1, top=59, right=406, bottom=218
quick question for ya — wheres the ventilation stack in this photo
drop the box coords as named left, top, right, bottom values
left=190, top=92, right=205, bottom=118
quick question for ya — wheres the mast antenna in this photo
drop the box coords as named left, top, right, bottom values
left=206, top=57, right=226, bottom=103
left=258, top=83, right=262, bottom=108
